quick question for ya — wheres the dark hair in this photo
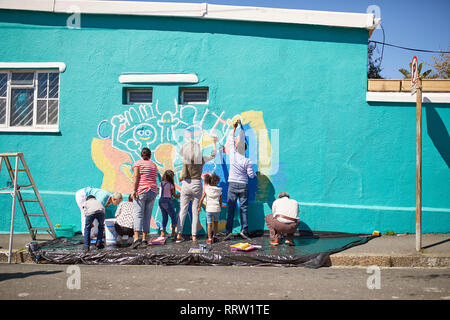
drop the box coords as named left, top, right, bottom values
left=278, top=192, right=290, bottom=199
left=162, top=170, right=175, bottom=185
left=205, top=173, right=220, bottom=186
left=127, top=195, right=133, bottom=202
left=86, top=195, right=96, bottom=200
left=210, top=173, right=220, bottom=186
left=203, top=173, right=211, bottom=185
left=141, top=148, right=151, bottom=160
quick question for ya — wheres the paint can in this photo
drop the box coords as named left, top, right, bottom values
left=104, top=218, right=118, bottom=244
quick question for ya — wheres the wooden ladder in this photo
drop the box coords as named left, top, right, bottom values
left=0, top=152, right=56, bottom=263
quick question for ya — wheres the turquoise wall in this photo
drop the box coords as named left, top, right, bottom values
left=0, top=10, right=449, bottom=236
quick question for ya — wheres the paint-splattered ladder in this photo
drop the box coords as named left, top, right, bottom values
left=0, top=152, right=56, bottom=263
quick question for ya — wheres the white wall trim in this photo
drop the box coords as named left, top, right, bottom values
left=299, top=201, right=450, bottom=213
left=0, top=127, right=60, bottom=133
left=0, top=62, right=66, bottom=72
left=1, top=0, right=379, bottom=32
left=119, top=73, right=198, bottom=84
left=366, top=92, right=450, bottom=104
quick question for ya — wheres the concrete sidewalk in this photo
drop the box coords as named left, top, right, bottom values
left=0, top=232, right=449, bottom=267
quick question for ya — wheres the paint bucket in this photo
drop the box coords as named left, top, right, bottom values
left=104, top=218, right=118, bottom=244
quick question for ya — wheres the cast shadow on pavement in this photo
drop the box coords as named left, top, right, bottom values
left=0, top=271, right=62, bottom=283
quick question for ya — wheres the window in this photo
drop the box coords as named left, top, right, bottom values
left=127, top=88, right=153, bottom=104
left=0, top=70, right=60, bottom=131
left=180, top=87, right=208, bottom=104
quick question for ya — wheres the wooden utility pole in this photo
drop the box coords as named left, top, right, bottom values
left=416, top=77, right=422, bottom=252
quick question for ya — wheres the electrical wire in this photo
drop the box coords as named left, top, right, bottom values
left=368, top=40, right=450, bottom=54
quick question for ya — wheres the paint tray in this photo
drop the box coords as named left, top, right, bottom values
left=149, top=236, right=167, bottom=245
left=230, top=242, right=262, bottom=252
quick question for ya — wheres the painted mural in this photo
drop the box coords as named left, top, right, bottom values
left=92, top=100, right=277, bottom=233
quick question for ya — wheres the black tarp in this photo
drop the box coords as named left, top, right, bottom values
left=27, top=231, right=376, bottom=268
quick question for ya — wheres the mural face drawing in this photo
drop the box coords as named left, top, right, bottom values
left=92, top=98, right=278, bottom=232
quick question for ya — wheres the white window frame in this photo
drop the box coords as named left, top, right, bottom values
left=0, top=69, right=60, bottom=132
left=180, top=87, right=209, bottom=105
left=126, top=88, right=153, bottom=104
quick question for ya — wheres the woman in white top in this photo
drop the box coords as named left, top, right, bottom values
left=114, top=195, right=135, bottom=244
left=265, top=192, right=299, bottom=246
left=198, top=173, right=222, bottom=244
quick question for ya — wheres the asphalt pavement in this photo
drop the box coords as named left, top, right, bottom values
left=0, top=233, right=449, bottom=303
left=0, top=263, right=449, bottom=300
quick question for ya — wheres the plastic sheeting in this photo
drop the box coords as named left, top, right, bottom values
left=27, top=231, right=376, bottom=268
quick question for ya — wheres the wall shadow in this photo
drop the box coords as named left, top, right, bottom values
left=248, top=172, right=275, bottom=232
left=298, top=221, right=314, bottom=236
left=368, top=101, right=450, bottom=169
left=426, top=105, right=450, bottom=168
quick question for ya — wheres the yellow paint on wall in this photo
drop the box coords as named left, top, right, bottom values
left=91, top=138, right=116, bottom=192
left=91, top=138, right=133, bottom=193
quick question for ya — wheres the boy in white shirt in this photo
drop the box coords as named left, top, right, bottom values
left=82, top=195, right=106, bottom=252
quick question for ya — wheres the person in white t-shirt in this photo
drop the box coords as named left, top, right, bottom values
left=114, top=195, right=135, bottom=244
left=198, top=173, right=222, bottom=244
left=265, top=192, right=299, bottom=246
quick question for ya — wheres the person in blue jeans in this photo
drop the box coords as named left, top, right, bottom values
left=224, top=120, right=255, bottom=240
left=82, top=195, right=105, bottom=252
left=159, top=170, right=180, bottom=238
left=131, top=148, right=159, bottom=249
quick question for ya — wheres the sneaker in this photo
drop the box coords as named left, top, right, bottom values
left=239, top=231, right=251, bottom=240
left=223, top=233, right=233, bottom=241
left=206, top=238, right=213, bottom=245
left=140, top=240, right=148, bottom=247
left=285, top=240, right=295, bottom=246
left=270, top=240, right=279, bottom=246
left=176, top=235, right=185, bottom=243
left=96, top=243, right=105, bottom=250
left=191, top=236, right=198, bottom=242
left=130, top=239, right=142, bottom=249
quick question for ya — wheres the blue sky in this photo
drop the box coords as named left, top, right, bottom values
left=127, top=0, right=450, bottom=78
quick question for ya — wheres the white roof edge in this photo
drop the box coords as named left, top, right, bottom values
left=0, top=0, right=379, bottom=31
left=0, top=62, right=66, bottom=72
left=119, top=73, right=199, bottom=84
left=366, top=92, right=450, bottom=104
